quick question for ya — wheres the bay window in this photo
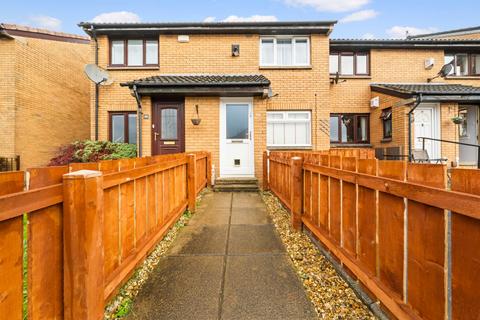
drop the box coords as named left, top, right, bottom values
left=330, top=114, right=369, bottom=144
left=329, top=52, right=370, bottom=76
left=260, top=37, right=310, bottom=67
left=445, top=53, right=480, bottom=76
left=109, top=39, right=159, bottom=67
left=267, top=111, right=311, bottom=147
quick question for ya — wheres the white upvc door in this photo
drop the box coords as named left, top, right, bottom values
left=219, top=97, right=255, bottom=177
left=414, top=104, right=441, bottom=159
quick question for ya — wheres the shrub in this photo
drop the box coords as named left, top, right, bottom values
left=49, top=140, right=137, bottom=166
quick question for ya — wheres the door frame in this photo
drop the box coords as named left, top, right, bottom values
left=459, top=105, right=479, bottom=165
left=219, top=97, right=255, bottom=177
left=414, top=103, right=441, bottom=159
left=151, top=97, right=185, bottom=155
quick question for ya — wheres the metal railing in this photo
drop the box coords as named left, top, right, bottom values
left=0, top=155, right=20, bottom=172
left=418, top=136, right=480, bottom=169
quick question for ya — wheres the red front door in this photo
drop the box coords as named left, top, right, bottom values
left=152, top=99, right=185, bottom=155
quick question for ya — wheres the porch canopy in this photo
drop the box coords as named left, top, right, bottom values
left=371, top=83, right=480, bottom=103
left=121, top=74, right=271, bottom=97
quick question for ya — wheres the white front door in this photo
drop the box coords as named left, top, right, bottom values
left=414, top=104, right=441, bottom=159
left=459, top=105, right=479, bottom=165
left=219, top=97, right=254, bottom=176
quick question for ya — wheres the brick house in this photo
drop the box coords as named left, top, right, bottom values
left=0, top=24, right=91, bottom=169
left=78, top=21, right=480, bottom=182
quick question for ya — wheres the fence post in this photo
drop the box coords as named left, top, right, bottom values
left=263, top=151, right=269, bottom=191
left=290, top=156, right=304, bottom=231
left=62, top=170, right=104, bottom=320
left=206, top=152, right=212, bottom=187
left=187, top=153, right=197, bottom=213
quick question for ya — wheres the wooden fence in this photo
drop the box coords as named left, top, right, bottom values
left=264, top=151, right=480, bottom=320
left=0, top=152, right=211, bottom=320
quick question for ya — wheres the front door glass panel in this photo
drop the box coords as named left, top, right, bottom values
left=226, top=104, right=249, bottom=139
left=161, top=108, right=178, bottom=139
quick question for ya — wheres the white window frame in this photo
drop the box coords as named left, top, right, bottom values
left=259, top=36, right=310, bottom=67
left=267, top=111, right=312, bottom=147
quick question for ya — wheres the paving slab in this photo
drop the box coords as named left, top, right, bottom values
left=168, top=225, right=228, bottom=255
left=232, top=193, right=265, bottom=208
left=221, top=255, right=317, bottom=320
left=228, top=225, right=285, bottom=254
left=230, top=207, right=271, bottom=225
left=127, top=256, right=223, bottom=320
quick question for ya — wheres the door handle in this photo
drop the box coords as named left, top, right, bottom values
left=154, top=132, right=160, bottom=141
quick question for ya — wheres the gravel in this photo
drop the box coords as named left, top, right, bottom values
left=261, top=191, right=377, bottom=320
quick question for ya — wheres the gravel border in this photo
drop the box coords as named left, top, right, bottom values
left=104, top=189, right=209, bottom=319
left=261, top=191, right=377, bottom=320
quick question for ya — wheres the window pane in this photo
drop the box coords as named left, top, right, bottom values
left=112, top=115, right=125, bottom=143
left=277, top=39, right=293, bottom=66
left=356, top=116, right=368, bottom=142
left=128, top=114, right=137, bottom=144
left=288, top=112, right=309, bottom=119
left=330, top=116, right=339, bottom=142
left=111, top=41, right=124, bottom=65
left=145, top=40, right=158, bottom=65
left=356, top=54, right=368, bottom=74
left=267, top=113, right=283, bottom=120
left=226, top=104, right=249, bottom=139
left=341, top=115, right=355, bottom=142
left=295, top=122, right=308, bottom=144
left=285, top=123, right=295, bottom=145
left=161, top=108, right=177, bottom=139
left=455, top=54, right=469, bottom=76
left=273, top=123, right=285, bottom=144
left=341, top=54, right=354, bottom=75
left=384, top=119, right=392, bottom=138
left=261, top=39, right=274, bottom=65
left=329, top=54, right=339, bottom=74
left=267, top=123, right=274, bottom=145
left=294, top=39, right=308, bottom=65
left=128, top=40, right=143, bottom=66
left=472, top=54, right=480, bottom=75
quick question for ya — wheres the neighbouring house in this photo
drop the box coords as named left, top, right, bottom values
left=408, top=25, right=480, bottom=40
left=78, top=21, right=480, bottom=184
left=0, top=23, right=91, bottom=170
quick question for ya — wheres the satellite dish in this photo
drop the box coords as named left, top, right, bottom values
left=427, top=62, right=454, bottom=82
left=84, top=64, right=113, bottom=85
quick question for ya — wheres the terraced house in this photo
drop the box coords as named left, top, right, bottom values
left=78, top=21, right=480, bottom=183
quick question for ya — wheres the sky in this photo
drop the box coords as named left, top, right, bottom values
left=1, top=0, right=480, bottom=39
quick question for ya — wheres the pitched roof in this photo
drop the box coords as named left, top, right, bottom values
left=408, top=26, right=480, bottom=39
left=330, top=38, right=480, bottom=49
left=0, top=23, right=89, bottom=43
left=78, top=21, right=336, bottom=36
left=121, top=74, right=271, bottom=87
left=371, top=83, right=480, bottom=95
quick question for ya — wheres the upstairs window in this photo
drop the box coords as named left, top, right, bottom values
left=260, top=37, right=310, bottom=67
left=329, top=52, right=370, bottom=76
left=330, top=114, right=369, bottom=144
left=267, top=111, right=311, bottom=147
left=109, top=39, right=159, bottom=67
left=445, top=53, right=480, bottom=76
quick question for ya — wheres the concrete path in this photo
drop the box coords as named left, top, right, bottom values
left=127, top=192, right=317, bottom=320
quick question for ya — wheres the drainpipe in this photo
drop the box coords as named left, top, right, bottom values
left=91, top=26, right=100, bottom=141
left=408, top=94, right=423, bottom=161
left=132, top=85, right=143, bottom=157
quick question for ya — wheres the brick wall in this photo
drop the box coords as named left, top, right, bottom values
left=13, top=37, right=90, bottom=168
left=0, top=39, right=16, bottom=157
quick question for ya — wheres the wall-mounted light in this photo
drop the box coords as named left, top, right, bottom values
left=191, top=104, right=201, bottom=125
left=232, top=44, right=240, bottom=57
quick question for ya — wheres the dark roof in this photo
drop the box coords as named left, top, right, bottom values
left=121, top=74, right=270, bottom=87
left=371, top=83, right=480, bottom=103
left=408, top=26, right=480, bottom=39
left=330, top=38, right=480, bottom=49
left=78, top=21, right=336, bottom=36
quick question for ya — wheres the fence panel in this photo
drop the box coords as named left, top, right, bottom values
left=451, top=169, right=480, bottom=320
left=341, top=157, right=357, bottom=258
left=329, top=156, right=342, bottom=245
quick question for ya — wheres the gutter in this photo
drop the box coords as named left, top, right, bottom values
left=408, top=94, right=423, bottom=161
left=132, top=85, right=143, bottom=157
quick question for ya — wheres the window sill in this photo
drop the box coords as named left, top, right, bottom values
left=107, top=66, right=160, bottom=70
left=381, top=138, right=392, bottom=143
left=445, top=76, right=480, bottom=80
left=267, top=146, right=313, bottom=150
left=260, top=65, right=312, bottom=70
left=330, top=143, right=372, bottom=148
left=329, top=75, right=371, bottom=79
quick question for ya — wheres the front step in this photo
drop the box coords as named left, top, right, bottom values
left=213, top=177, right=259, bottom=192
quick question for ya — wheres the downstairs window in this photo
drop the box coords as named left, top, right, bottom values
left=330, top=114, right=369, bottom=144
left=109, top=112, right=137, bottom=144
left=267, top=111, right=311, bottom=147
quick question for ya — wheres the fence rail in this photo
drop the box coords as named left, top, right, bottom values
left=265, top=151, right=480, bottom=320
left=0, top=151, right=211, bottom=320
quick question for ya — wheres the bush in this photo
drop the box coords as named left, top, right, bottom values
left=49, top=140, right=137, bottom=166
